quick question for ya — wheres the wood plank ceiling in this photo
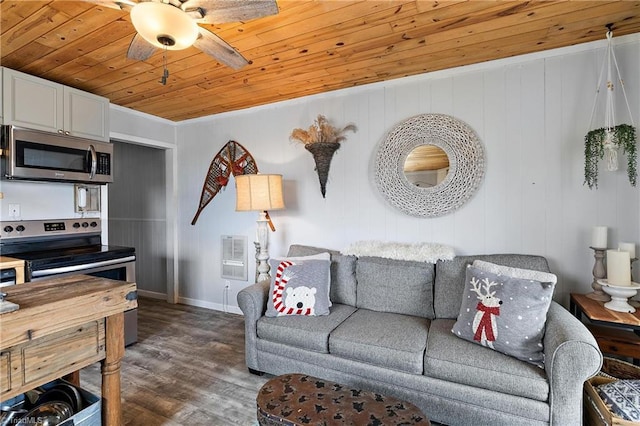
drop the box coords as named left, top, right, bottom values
left=2, top=1, right=640, bottom=122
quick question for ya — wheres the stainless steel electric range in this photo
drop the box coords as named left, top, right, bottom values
left=0, top=218, right=137, bottom=346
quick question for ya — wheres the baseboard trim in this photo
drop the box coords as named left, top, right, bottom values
left=178, top=296, right=243, bottom=315
left=137, top=289, right=167, bottom=299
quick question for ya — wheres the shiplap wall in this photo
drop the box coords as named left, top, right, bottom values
left=177, top=35, right=640, bottom=313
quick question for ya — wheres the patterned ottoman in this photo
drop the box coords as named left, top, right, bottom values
left=257, top=374, right=430, bottom=426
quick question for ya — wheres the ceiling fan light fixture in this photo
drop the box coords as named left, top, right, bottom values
left=130, top=1, right=199, bottom=50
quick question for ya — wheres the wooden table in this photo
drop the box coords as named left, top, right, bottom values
left=0, top=275, right=137, bottom=425
left=0, top=256, right=25, bottom=284
left=570, top=293, right=640, bottom=363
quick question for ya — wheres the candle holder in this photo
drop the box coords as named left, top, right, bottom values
left=599, top=280, right=640, bottom=313
left=631, top=258, right=639, bottom=308
left=586, top=247, right=611, bottom=301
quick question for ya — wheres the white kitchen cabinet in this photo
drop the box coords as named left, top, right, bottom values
left=2, top=67, right=110, bottom=142
left=63, top=85, right=110, bottom=141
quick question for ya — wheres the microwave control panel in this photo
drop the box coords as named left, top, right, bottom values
left=96, top=152, right=111, bottom=175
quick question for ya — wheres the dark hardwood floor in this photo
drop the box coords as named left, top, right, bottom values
left=80, top=297, right=269, bottom=425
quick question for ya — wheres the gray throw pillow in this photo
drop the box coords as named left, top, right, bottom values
left=265, top=253, right=331, bottom=317
left=451, top=264, right=556, bottom=367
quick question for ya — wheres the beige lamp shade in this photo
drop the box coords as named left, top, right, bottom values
left=235, top=174, right=285, bottom=211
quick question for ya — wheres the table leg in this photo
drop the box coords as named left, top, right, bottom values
left=569, top=299, right=578, bottom=318
left=62, top=371, right=80, bottom=387
left=102, top=312, right=124, bottom=426
left=635, top=330, right=640, bottom=366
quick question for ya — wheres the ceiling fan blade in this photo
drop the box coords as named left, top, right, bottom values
left=193, top=27, right=249, bottom=70
left=185, top=0, right=278, bottom=24
left=127, top=33, right=156, bottom=61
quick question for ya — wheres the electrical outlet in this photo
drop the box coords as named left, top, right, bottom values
left=8, top=204, right=20, bottom=218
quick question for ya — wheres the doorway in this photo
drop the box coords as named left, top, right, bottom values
left=108, top=141, right=168, bottom=298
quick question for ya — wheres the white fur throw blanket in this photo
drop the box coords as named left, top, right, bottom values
left=341, top=241, right=455, bottom=263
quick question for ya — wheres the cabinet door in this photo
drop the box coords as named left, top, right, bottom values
left=64, top=86, right=110, bottom=142
left=2, top=68, right=64, bottom=133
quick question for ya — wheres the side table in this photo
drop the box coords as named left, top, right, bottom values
left=570, top=293, right=640, bottom=364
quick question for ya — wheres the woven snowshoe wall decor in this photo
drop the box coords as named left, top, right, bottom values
left=191, top=140, right=258, bottom=225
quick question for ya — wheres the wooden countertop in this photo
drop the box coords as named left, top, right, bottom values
left=0, top=274, right=137, bottom=349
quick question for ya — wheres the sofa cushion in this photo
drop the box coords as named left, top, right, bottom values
left=451, top=265, right=556, bottom=367
left=258, top=303, right=357, bottom=353
left=288, top=244, right=357, bottom=306
left=329, top=309, right=429, bottom=374
left=356, top=256, right=435, bottom=319
left=266, top=253, right=331, bottom=317
left=425, top=319, right=549, bottom=401
left=434, top=254, right=550, bottom=319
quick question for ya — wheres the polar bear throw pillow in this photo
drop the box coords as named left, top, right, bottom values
left=451, top=262, right=556, bottom=367
left=265, top=252, right=331, bottom=317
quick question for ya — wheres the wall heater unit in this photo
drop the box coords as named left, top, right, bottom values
left=221, top=235, right=247, bottom=281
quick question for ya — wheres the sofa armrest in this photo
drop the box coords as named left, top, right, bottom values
left=543, top=301, right=602, bottom=425
left=237, top=280, right=270, bottom=370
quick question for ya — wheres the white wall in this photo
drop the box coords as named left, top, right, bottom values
left=109, top=104, right=176, bottom=146
left=176, top=34, right=640, bottom=314
left=0, top=180, right=101, bottom=221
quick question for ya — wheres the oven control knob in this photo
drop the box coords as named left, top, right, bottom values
left=82, top=222, right=89, bottom=228
left=3, top=226, right=13, bottom=233
left=73, top=222, right=81, bottom=228
left=16, top=225, right=25, bottom=232
left=90, top=221, right=98, bottom=228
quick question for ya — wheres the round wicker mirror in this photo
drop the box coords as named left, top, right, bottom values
left=375, top=114, right=485, bottom=217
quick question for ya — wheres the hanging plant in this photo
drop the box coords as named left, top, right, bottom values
left=584, top=124, right=637, bottom=189
left=583, top=27, right=637, bottom=190
left=290, top=115, right=357, bottom=197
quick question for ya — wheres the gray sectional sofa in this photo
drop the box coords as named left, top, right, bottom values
left=237, top=244, right=602, bottom=425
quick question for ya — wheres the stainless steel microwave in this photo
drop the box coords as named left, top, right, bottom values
left=1, top=125, right=113, bottom=184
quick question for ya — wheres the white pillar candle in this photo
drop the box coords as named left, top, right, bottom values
left=619, top=242, right=636, bottom=260
left=607, top=249, right=631, bottom=286
left=592, top=226, right=608, bottom=248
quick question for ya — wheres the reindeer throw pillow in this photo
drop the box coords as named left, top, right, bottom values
left=451, top=263, right=556, bottom=367
left=265, top=253, right=331, bottom=317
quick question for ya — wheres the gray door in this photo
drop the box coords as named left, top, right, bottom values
left=108, top=141, right=167, bottom=296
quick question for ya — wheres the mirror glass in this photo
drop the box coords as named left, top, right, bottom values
left=403, top=144, right=449, bottom=187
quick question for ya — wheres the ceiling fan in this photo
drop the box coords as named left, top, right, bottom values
left=86, top=0, right=278, bottom=71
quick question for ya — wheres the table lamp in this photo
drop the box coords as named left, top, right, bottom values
left=235, top=174, right=285, bottom=282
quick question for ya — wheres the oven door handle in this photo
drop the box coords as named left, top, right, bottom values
left=31, top=256, right=136, bottom=278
